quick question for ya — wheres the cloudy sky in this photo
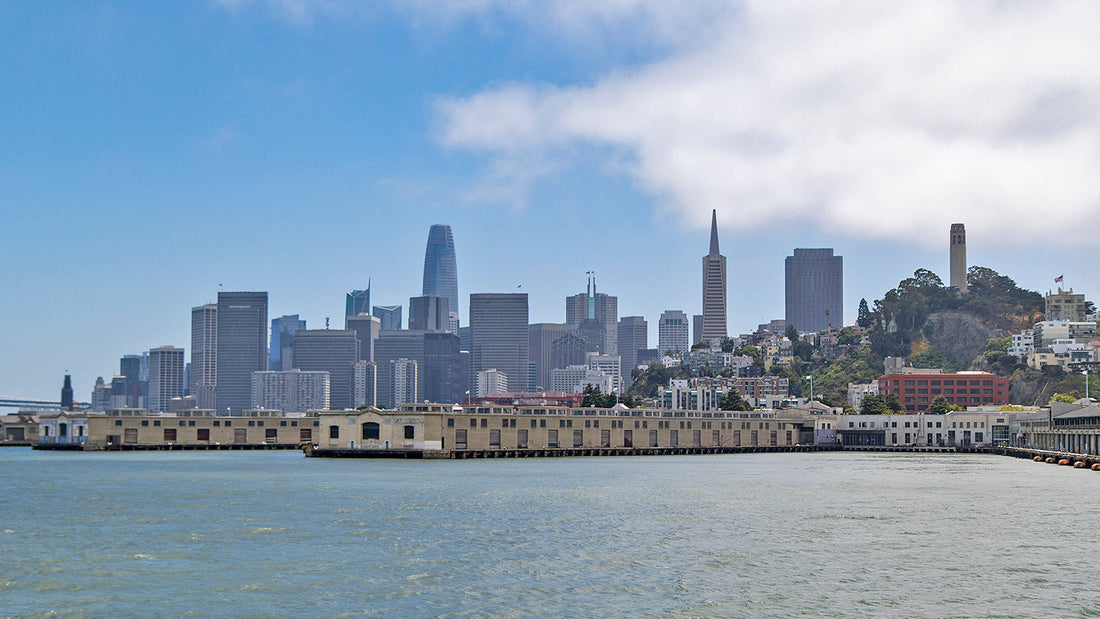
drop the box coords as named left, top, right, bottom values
left=3, top=0, right=1097, bottom=400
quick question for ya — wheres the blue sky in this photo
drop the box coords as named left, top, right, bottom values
left=3, top=1, right=1098, bottom=401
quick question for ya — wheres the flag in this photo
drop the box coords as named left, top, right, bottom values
left=1055, top=275, right=1063, bottom=283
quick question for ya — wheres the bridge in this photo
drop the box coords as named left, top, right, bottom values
left=0, top=397, right=90, bottom=410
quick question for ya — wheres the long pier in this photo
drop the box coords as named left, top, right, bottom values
left=34, top=442, right=305, bottom=452
left=310, top=444, right=844, bottom=459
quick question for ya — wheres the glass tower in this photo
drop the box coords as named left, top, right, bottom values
left=422, top=225, right=459, bottom=323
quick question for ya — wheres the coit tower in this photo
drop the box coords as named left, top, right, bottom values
left=950, top=223, right=967, bottom=294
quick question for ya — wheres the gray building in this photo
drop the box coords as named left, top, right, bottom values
left=291, top=329, right=358, bottom=410
left=617, top=316, right=647, bottom=384
left=565, top=274, right=617, bottom=356
left=373, top=305, right=402, bottom=331
left=785, top=248, right=843, bottom=333
left=148, top=345, right=185, bottom=413
left=529, top=323, right=571, bottom=392
left=346, top=287, right=371, bottom=318
left=701, top=210, right=728, bottom=340
left=270, top=314, right=306, bottom=371
left=470, top=293, right=529, bottom=392
left=251, top=369, right=330, bottom=412
left=190, top=304, right=217, bottom=409
left=658, top=310, right=690, bottom=357
left=215, top=292, right=268, bottom=415
left=354, top=361, right=377, bottom=409
left=346, top=313, right=380, bottom=363
left=409, top=295, right=450, bottom=332
left=950, top=223, right=967, bottom=294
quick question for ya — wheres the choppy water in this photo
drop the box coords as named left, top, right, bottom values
left=2, top=448, right=1100, bottom=617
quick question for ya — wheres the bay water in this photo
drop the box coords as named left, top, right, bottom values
left=3, top=448, right=1099, bottom=617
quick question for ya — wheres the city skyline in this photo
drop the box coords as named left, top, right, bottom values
left=4, top=2, right=1099, bottom=400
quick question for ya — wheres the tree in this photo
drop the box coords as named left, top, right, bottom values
left=857, top=298, right=873, bottom=328
left=719, top=389, right=752, bottom=411
left=927, top=396, right=957, bottom=413
left=785, top=324, right=800, bottom=342
left=837, top=327, right=861, bottom=345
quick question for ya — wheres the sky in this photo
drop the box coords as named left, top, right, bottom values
left=3, top=0, right=1099, bottom=401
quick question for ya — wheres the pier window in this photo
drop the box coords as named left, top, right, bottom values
left=141, top=420, right=148, bottom=427
left=362, top=422, right=380, bottom=440
left=531, top=419, right=537, bottom=428
left=300, top=428, right=312, bottom=441
left=329, top=425, right=340, bottom=439
left=164, top=428, right=177, bottom=442
left=404, top=425, right=415, bottom=440
left=197, top=428, right=210, bottom=441
left=481, top=419, right=488, bottom=428
left=447, top=418, right=454, bottom=427
left=471, top=418, right=477, bottom=428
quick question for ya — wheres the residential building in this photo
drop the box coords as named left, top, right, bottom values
left=847, top=382, right=879, bottom=411
left=1046, top=288, right=1088, bottom=322
left=251, top=369, right=330, bottom=412
left=701, top=209, right=727, bottom=340
left=1009, top=330, right=1034, bottom=359
left=658, top=310, right=690, bottom=357
left=215, top=292, right=268, bottom=415
left=785, top=248, right=843, bottom=333
left=389, top=359, right=418, bottom=407
left=353, top=361, right=377, bottom=408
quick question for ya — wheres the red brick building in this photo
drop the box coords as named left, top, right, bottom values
left=877, top=372, right=1009, bottom=412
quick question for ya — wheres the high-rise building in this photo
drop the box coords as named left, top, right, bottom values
left=119, top=354, right=146, bottom=409
left=617, top=316, right=647, bottom=382
left=565, top=273, right=617, bottom=355
left=701, top=209, right=728, bottom=340
left=950, top=223, right=967, bottom=294
left=215, top=291, right=268, bottom=415
left=470, top=293, right=528, bottom=392
left=353, top=361, right=377, bottom=408
left=422, top=224, right=459, bottom=327
left=409, top=295, right=450, bottom=332
left=346, top=286, right=371, bottom=319
left=291, top=329, right=358, bottom=410
left=373, top=305, right=402, bottom=331
left=345, top=313, right=380, bottom=363
left=251, top=369, right=330, bottom=412
left=476, top=369, right=508, bottom=397
left=658, top=310, right=690, bottom=357
left=587, top=353, right=622, bottom=393
left=390, top=359, right=418, bottom=407
left=784, top=248, right=843, bottom=333
left=148, top=346, right=185, bottom=413
left=529, top=323, right=571, bottom=392
left=90, top=377, right=111, bottom=412
left=692, top=314, right=703, bottom=345
left=423, top=332, right=466, bottom=404
left=60, top=374, right=74, bottom=411
left=190, top=304, right=217, bottom=409
left=270, top=314, right=306, bottom=372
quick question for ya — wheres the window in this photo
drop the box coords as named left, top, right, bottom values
left=329, top=425, right=340, bottom=439
left=470, top=418, right=477, bottom=428
left=455, top=429, right=468, bottom=449
left=225, top=420, right=232, bottom=427
left=197, top=428, right=210, bottom=441
left=713, top=430, right=720, bottom=446
left=447, top=418, right=454, bottom=427
left=362, top=422, right=380, bottom=440
left=404, top=425, right=415, bottom=440
left=163, top=428, right=177, bottom=441
left=265, top=428, right=277, bottom=440
left=141, top=420, right=149, bottom=427
left=622, top=430, right=632, bottom=448
left=299, top=428, right=312, bottom=441
left=213, top=420, right=221, bottom=427
left=248, top=420, right=255, bottom=427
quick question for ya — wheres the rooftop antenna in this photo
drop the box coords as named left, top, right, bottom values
left=325, top=317, right=330, bottom=330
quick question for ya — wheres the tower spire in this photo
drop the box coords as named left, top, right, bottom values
left=709, top=209, right=720, bottom=256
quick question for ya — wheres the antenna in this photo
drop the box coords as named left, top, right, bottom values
left=325, top=317, right=330, bottom=330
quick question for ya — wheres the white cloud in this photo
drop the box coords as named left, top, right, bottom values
left=435, top=1, right=1100, bottom=246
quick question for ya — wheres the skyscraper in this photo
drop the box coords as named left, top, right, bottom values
left=617, top=316, right=647, bottom=382
left=215, top=291, right=268, bottom=415
left=148, top=346, right=185, bottom=413
left=470, top=293, right=529, bottom=392
left=950, top=223, right=967, bottom=294
left=565, top=273, right=618, bottom=355
left=409, top=295, right=450, bottom=331
left=346, top=286, right=371, bottom=318
left=784, top=248, right=843, bottom=333
left=60, top=374, right=73, bottom=411
left=422, top=224, right=459, bottom=328
left=345, top=313, right=380, bottom=363
left=270, top=314, right=306, bottom=372
left=701, top=209, right=728, bottom=340
left=373, top=305, right=402, bottom=331
left=529, top=323, right=571, bottom=392
left=190, top=304, right=217, bottom=409
left=658, top=310, right=690, bottom=357
left=291, top=329, right=358, bottom=410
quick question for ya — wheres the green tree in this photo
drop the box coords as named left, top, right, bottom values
left=927, top=396, right=960, bottom=413
left=718, top=389, right=752, bottom=411
left=837, top=327, right=861, bottom=345
left=857, top=298, right=873, bottom=328
left=785, top=324, right=800, bottom=342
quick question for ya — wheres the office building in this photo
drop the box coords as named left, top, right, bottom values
left=215, top=292, right=268, bottom=415
left=119, top=354, right=147, bottom=409
left=346, top=313, right=380, bottom=363
left=693, top=314, right=703, bottom=345
left=269, top=314, right=305, bottom=372
left=291, top=329, right=358, bottom=410
left=423, top=332, right=466, bottom=404
left=251, top=369, right=330, bottom=412
left=617, top=316, right=647, bottom=383
left=785, top=248, right=843, bottom=333
left=587, top=353, right=622, bottom=393
left=530, top=323, right=571, bottom=392
left=373, top=305, right=402, bottom=331
left=148, top=346, right=185, bottom=413
left=470, top=293, right=529, bottom=392
left=188, top=304, right=217, bottom=409
left=658, top=310, right=690, bottom=357
left=346, top=286, right=371, bottom=319
left=422, top=224, right=459, bottom=330
left=61, top=374, right=74, bottom=411
left=565, top=273, right=618, bottom=355
left=950, top=223, right=967, bottom=294
left=354, top=361, right=377, bottom=409
left=390, top=359, right=418, bottom=407
left=409, top=295, right=450, bottom=332
left=701, top=209, right=728, bottom=340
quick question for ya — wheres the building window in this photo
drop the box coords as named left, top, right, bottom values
left=163, top=428, right=177, bottom=442
left=141, top=420, right=149, bottom=427
left=329, top=425, right=340, bottom=439
left=403, top=425, right=415, bottom=440
left=362, top=422, right=380, bottom=440
left=197, top=428, right=210, bottom=441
